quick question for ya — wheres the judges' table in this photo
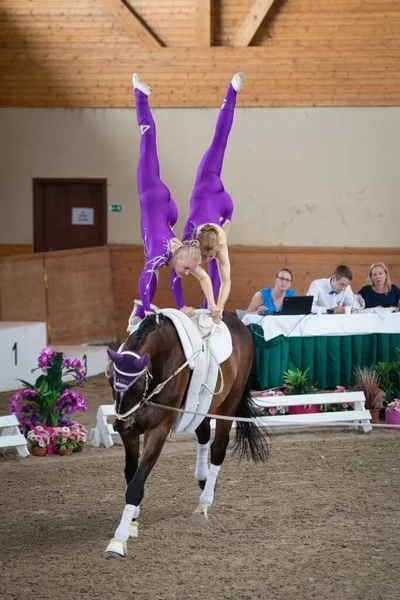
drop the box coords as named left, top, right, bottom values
left=242, top=312, right=400, bottom=390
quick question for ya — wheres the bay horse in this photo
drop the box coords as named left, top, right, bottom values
left=104, top=311, right=268, bottom=559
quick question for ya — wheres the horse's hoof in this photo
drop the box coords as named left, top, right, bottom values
left=193, top=504, right=209, bottom=525
left=104, top=551, right=125, bottom=560
left=104, top=538, right=126, bottom=559
left=197, top=479, right=207, bottom=491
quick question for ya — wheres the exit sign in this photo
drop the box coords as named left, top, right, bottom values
left=108, top=204, right=122, bottom=212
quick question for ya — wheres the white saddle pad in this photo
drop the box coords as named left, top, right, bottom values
left=160, top=309, right=232, bottom=434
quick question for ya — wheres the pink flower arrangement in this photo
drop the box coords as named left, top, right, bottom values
left=27, top=425, right=51, bottom=449
left=334, top=386, right=347, bottom=393
left=260, top=389, right=287, bottom=416
left=386, top=399, right=400, bottom=413
left=9, top=347, right=87, bottom=428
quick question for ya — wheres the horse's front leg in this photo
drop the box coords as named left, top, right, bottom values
left=121, top=431, right=140, bottom=486
left=104, top=424, right=170, bottom=559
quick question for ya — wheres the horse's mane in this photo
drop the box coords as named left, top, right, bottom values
left=128, top=314, right=166, bottom=352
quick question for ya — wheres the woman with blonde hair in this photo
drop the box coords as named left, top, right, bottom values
left=132, top=74, right=222, bottom=323
left=171, top=72, right=246, bottom=314
left=358, top=262, right=400, bottom=310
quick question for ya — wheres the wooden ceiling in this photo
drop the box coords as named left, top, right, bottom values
left=1, top=0, right=399, bottom=107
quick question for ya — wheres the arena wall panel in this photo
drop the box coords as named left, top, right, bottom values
left=1, top=245, right=399, bottom=343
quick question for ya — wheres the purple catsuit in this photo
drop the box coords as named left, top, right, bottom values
left=170, top=82, right=237, bottom=308
left=135, top=88, right=178, bottom=319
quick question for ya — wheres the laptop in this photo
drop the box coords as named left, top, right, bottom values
left=280, top=295, right=313, bottom=315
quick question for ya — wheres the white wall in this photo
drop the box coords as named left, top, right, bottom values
left=0, top=107, right=399, bottom=247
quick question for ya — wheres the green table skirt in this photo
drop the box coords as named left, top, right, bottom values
left=248, top=325, right=400, bottom=390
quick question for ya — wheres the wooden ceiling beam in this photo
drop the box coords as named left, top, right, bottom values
left=196, top=0, right=213, bottom=48
left=232, top=0, right=276, bottom=48
left=99, top=0, right=163, bottom=49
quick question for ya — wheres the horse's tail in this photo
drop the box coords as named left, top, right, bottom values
left=230, top=380, right=270, bottom=462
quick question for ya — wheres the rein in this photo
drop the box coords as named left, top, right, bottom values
left=113, top=309, right=227, bottom=423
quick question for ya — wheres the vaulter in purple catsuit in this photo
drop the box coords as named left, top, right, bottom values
left=131, top=71, right=245, bottom=324
left=132, top=73, right=221, bottom=325
left=171, top=72, right=246, bottom=316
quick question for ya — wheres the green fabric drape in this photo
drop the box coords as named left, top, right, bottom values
left=248, top=324, right=400, bottom=390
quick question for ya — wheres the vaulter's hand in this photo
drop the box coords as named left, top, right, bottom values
left=181, top=306, right=195, bottom=318
left=210, top=307, right=223, bottom=324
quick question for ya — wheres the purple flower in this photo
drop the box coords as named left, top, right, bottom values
left=38, top=347, right=57, bottom=372
left=54, top=389, right=87, bottom=415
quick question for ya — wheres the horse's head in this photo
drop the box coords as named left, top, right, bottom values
left=107, top=347, right=151, bottom=433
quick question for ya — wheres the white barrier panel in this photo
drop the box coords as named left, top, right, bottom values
left=212, top=391, right=371, bottom=433
left=91, top=405, right=119, bottom=448
left=0, top=322, right=47, bottom=392
left=91, top=392, right=372, bottom=449
left=0, top=414, right=29, bottom=457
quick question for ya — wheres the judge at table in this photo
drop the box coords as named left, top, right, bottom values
left=307, top=265, right=355, bottom=314
left=358, top=262, right=400, bottom=311
left=246, top=268, right=296, bottom=314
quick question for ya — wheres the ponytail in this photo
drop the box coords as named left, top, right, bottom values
left=174, top=239, right=201, bottom=263
left=197, top=224, right=219, bottom=252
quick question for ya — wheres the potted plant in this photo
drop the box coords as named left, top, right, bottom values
left=70, top=422, right=89, bottom=453
left=52, top=426, right=76, bottom=456
left=373, top=353, right=400, bottom=407
left=385, top=399, right=400, bottom=430
left=353, top=366, right=385, bottom=423
left=26, top=425, right=51, bottom=456
left=283, top=368, right=319, bottom=414
left=9, top=347, right=88, bottom=453
left=260, top=390, right=287, bottom=416
left=320, top=386, right=355, bottom=413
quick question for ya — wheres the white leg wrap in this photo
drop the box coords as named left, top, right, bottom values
left=115, top=504, right=140, bottom=542
left=199, top=464, right=221, bottom=507
left=194, top=443, right=210, bottom=481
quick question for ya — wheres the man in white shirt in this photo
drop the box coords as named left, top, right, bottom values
left=307, top=265, right=355, bottom=314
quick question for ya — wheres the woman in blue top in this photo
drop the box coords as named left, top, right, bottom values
left=246, top=268, right=296, bottom=314
left=358, top=262, right=400, bottom=310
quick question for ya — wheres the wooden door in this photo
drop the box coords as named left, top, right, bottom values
left=33, top=179, right=107, bottom=252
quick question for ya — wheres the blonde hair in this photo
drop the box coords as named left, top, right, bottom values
left=174, top=239, right=201, bottom=263
left=367, top=262, right=392, bottom=294
left=197, top=224, right=219, bottom=252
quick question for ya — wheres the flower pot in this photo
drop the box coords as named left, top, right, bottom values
left=289, top=405, right=320, bottom=415
left=30, top=447, right=47, bottom=457
left=57, top=448, right=73, bottom=456
left=42, top=426, right=57, bottom=454
left=385, top=410, right=400, bottom=430
left=72, top=445, right=84, bottom=453
left=369, top=408, right=380, bottom=424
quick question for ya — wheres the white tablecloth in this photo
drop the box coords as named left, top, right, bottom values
left=242, top=311, right=400, bottom=342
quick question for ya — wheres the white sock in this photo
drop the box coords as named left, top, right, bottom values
left=231, top=72, right=246, bottom=92
left=133, top=73, right=152, bottom=96
left=194, top=442, right=210, bottom=481
left=199, top=464, right=221, bottom=507
left=115, top=504, right=140, bottom=542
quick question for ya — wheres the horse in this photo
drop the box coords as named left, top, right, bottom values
left=104, top=310, right=269, bottom=559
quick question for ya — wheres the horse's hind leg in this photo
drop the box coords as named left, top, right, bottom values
left=194, top=418, right=211, bottom=490
left=195, top=418, right=232, bottom=522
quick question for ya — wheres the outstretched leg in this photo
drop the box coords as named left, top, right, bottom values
left=133, top=74, right=177, bottom=318
left=194, top=73, right=245, bottom=184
